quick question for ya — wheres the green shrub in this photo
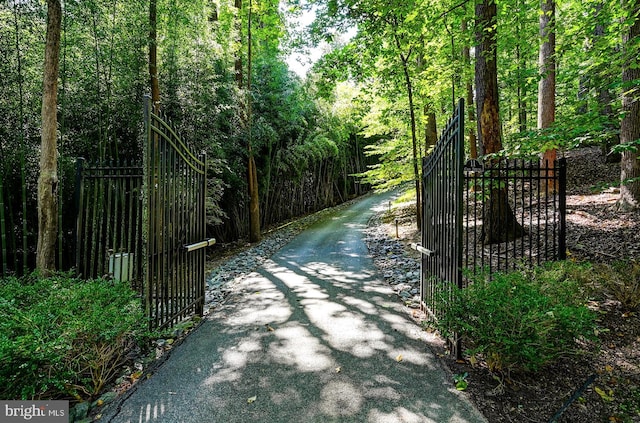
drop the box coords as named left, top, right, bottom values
left=432, top=261, right=597, bottom=374
left=0, top=273, right=148, bottom=400
left=589, top=260, right=640, bottom=311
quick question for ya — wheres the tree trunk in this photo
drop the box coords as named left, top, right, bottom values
left=617, top=0, right=640, bottom=211
left=13, top=1, right=29, bottom=273
left=425, top=107, right=437, bottom=152
left=149, top=0, right=160, bottom=106
left=516, top=43, right=527, bottom=133
left=395, top=34, right=421, bottom=230
left=462, top=18, right=478, bottom=159
left=475, top=0, right=525, bottom=244
left=475, top=0, right=501, bottom=155
left=538, top=0, right=557, bottom=191
left=246, top=0, right=261, bottom=242
left=234, top=0, right=243, bottom=88
left=37, top=0, right=62, bottom=275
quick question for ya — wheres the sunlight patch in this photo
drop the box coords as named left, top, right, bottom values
left=319, top=380, right=363, bottom=417
left=268, top=325, right=333, bottom=372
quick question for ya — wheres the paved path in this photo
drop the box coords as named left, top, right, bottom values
left=103, top=192, right=486, bottom=423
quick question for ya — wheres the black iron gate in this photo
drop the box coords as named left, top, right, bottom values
left=418, top=99, right=567, bottom=357
left=76, top=98, right=212, bottom=330
left=143, top=96, right=212, bottom=329
left=420, top=98, right=465, bottom=321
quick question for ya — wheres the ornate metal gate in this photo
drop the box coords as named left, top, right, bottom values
left=420, top=98, right=465, bottom=322
left=143, top=96, right=213, bottom=329
left=418, top=98, right=567, bottom=357
left=76, top=98, right=212, bottom=330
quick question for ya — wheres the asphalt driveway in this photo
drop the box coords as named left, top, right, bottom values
left=102, top=191, right=486, bottom=423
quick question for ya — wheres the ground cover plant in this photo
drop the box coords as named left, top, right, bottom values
left=431, top=262, right=597, bottom=376
left=0, top=273, right=148, bottom=400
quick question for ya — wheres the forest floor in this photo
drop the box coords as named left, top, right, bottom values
left=381, top=146, right=640, bottom=423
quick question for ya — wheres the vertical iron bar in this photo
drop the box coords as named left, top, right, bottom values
left=74, top=158, right=85, bottom=275
left=105, top=161, right=114, bottom=279
left=558, top=158, right=567, bottom=260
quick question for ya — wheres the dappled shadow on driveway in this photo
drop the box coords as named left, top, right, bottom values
left=106, top=194, right=486, bottom=423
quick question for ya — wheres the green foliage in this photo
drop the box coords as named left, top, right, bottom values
left=587, top=260, right=640, bottom=311
left=0, top=273, right=148, bottom=400
left=432, top=262, right=597, bottom=374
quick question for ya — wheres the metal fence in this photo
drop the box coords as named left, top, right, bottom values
left=74, top=159, right=144, bottom=291
left=74, top=98, right=211, bottom=330
left=419, top=98, right=567, bottom=357
left=463, top=158, right=567, bottom=282
left=421, top=98, right=464, bottom=321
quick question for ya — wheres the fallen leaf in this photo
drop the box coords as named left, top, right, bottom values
left=247, top=396, right=257, bottom=404
left=266, top=325, right=275, bottom=332
left=335, top=367, right=341, bottom=373
left=595, top=386, right=614, bottom=402
left=396, top=354, right=403, bottom=362
left=469, top=355, right=478, bottom=366
left=605, top=365, right=614, bottom=372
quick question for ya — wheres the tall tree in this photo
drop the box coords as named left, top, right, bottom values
left=475, top=0, right=525, bottom=243
left=235, top=0, right=261, bottom=242
left=538, top=0, right=556, bottom=190
left=149, top=0, right=160, bottom=106
left=537, top=4, right=555, bottom=122
left=247, top=0, right=261, bottom=242
left=12, top=0, right=29, bottom=273
left=617, top=0, right=640, bottom=210
left=391, top=18, right=422, bottom=230
left=462, top=18, right=477, bottom=159
left=37, top=0, right=62, bottom=274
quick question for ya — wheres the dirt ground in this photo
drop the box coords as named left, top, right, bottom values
left=383, top=147, right=640, bottom=423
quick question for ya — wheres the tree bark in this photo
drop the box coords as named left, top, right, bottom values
left=149, top=0, right=160, bottom=106
left=37, top=0, right=62, bottom=275
left=247, top=0, right=261, bottom=242
left=462, top=18, right=478, bottom=159
left=538, top=0, right=557, bottom=190
left=475, top=0, right=525, bottom=244
left=234, top=0, right=244, bottom=88
left=618, top=0, right=640, bottom=211
left=425, top=108, right=438, bottom=152
left=397, top=41, right=422, bottom=230
left=392, top=22, right=421, bottom=230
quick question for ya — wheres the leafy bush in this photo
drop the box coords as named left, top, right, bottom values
left=0, top=273, right=148, bottom=400
left=432, top=262, right=597, bottom=374
left=589, top=260, right=640, bottom=311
